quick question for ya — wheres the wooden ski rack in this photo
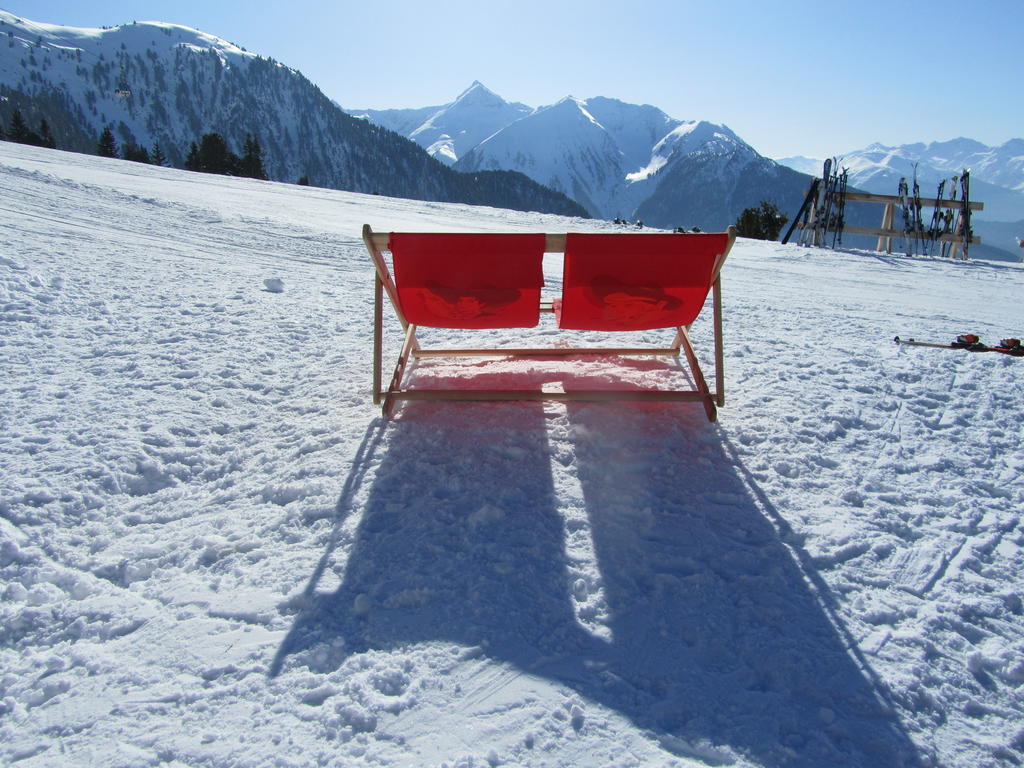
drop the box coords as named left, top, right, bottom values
left=792, top=190, right=983, bottom=258
left=842, top=192, right=983, bottom=257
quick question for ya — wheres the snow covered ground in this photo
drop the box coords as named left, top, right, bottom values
left=2, top=141, right=1023, bottom=768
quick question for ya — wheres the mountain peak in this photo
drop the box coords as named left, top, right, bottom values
left=393, top=82, right=531, bottom=165
left=553, top=95, right=585, bottom=108
left=452, top=81, right=507, bottom=108
left=530, top=97, right=605, bottom=131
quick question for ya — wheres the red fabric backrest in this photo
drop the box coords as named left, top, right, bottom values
left=389, top=233, right=546, bottom=329
left=558, top=232, right=729, bottom=331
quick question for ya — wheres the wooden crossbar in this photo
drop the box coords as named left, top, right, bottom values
left=387, top=390, right=712, bottom=403
left=842, top=224, right=982, bottom=244
left=362, top=224, right=735, bottom=421
left=369, top=232, right=570, bottom=253
left=844, top=191, right=984, bottom=211
left=412, top=347, right=683, bottom=358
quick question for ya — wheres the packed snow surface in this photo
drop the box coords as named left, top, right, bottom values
left=2, top=142, right=1023, bottom=768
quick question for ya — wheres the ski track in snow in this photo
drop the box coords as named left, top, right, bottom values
left=1, top=143, right=1023, bottom=768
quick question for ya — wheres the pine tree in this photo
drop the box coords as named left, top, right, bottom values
left=37, top=119, right=56, bottom=149
left=8, top=110, right=30, bottom=143
left=735, top=200, right=788, bottom=241
left=97, top=127, right=118, bottom=158
left=182, top=133, right=250, bottom=176
left=4, top=111, right=54, bottom=148
left=122, top=143, right=150, bottom=163
left=240, top=133, right=268, bottom=180
left=187, top=133, right=240, bottom=175
left=150, top=142, right=168, bottom=167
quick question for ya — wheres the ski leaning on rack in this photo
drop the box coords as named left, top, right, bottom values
left=781, top=177, right=820, bottom=244
left=817, top=157, right=838, bottom=244
left=894, top=334, right=1024, bottom=356
left=958, top=171, right=972, bottom=259
left=941, top=175, right=959, bottom=259
left=911, top=164, right=925, bottom=255
left=897, top=177, right=912, bottom=256
left=800, top=158, right=833, bottom=246
left=830, top=168, right=849, bottom=248
left=927, top=179, right=946, bottom=255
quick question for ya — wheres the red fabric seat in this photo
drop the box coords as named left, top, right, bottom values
left=558, top=232, right=731, bottom=331
left=390, top=233, right=545, bottom=329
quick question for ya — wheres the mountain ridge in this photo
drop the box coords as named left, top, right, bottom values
left=0, top=11, right=587, bottom=219
left=359, top=82, right=811, bottom=229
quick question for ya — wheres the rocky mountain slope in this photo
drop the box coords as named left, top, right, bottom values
left=0, top=11, right=587, bottom=218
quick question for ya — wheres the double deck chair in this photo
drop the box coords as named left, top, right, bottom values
left=362, top=224, right=736, bottom=421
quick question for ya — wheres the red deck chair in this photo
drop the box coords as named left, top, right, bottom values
left=363, top=224, right=735, bottom=420
left=389, top=232, right=545, bottom=329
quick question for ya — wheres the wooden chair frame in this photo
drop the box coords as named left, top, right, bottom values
left=362, top=224, right=735, bottom=421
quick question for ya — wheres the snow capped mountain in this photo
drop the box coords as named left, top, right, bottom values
left=888, top=137, right=1024, bottom=192
left=578, top=96, right=680, bottom=175
left=364, top=84, right=811, bottom=230
left=411, top=82, right=532, bottom=165
left=0, top=11, right=586, bottom=218
left=355, top=81, right=532, bottom=166
left=773, top=155, right=823, bottom=177
left=456, top=96, right=631, bottom=217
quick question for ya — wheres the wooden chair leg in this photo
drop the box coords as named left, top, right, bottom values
left=373, top=274, right=383, bottom=404
left=678, top=326, right=716, bottom=422
left=382, top=324, right=418, bottom=417
left=713, top=276, right=725, bottom=407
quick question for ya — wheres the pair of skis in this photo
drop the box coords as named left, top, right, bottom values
left=898, top=165, right=927, bottom=256
left=894, top=334, right=1024, bottom=357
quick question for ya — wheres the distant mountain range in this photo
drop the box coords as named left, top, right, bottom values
left=0, top=11, right=586, bottom=218
left=3, top=9, right=1017, bottom=257
left=1, top=5, right=811, bottom=234
left=354, top=82, right=811, bottom=230
left=778, top=142, right=1024, bottom=257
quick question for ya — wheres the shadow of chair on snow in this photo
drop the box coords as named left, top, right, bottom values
left=271, top=389, right=923, bottom=768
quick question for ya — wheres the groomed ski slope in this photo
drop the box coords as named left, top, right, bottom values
left=1, top=141, right=1023, bottom=768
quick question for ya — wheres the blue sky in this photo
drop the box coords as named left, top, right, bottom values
left=7, top=0, right=1022, bottom=158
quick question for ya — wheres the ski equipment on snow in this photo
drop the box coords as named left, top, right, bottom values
left=894, top=335, right=1024, bottom=356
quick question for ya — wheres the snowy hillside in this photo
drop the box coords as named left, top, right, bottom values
left=0, top=10, right=274, bottom=165
left=358, top=83, right=811, bottom=229
left=0, top=11, right=585, bottom=218
left=3, top=141, right=1024, bottom=768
